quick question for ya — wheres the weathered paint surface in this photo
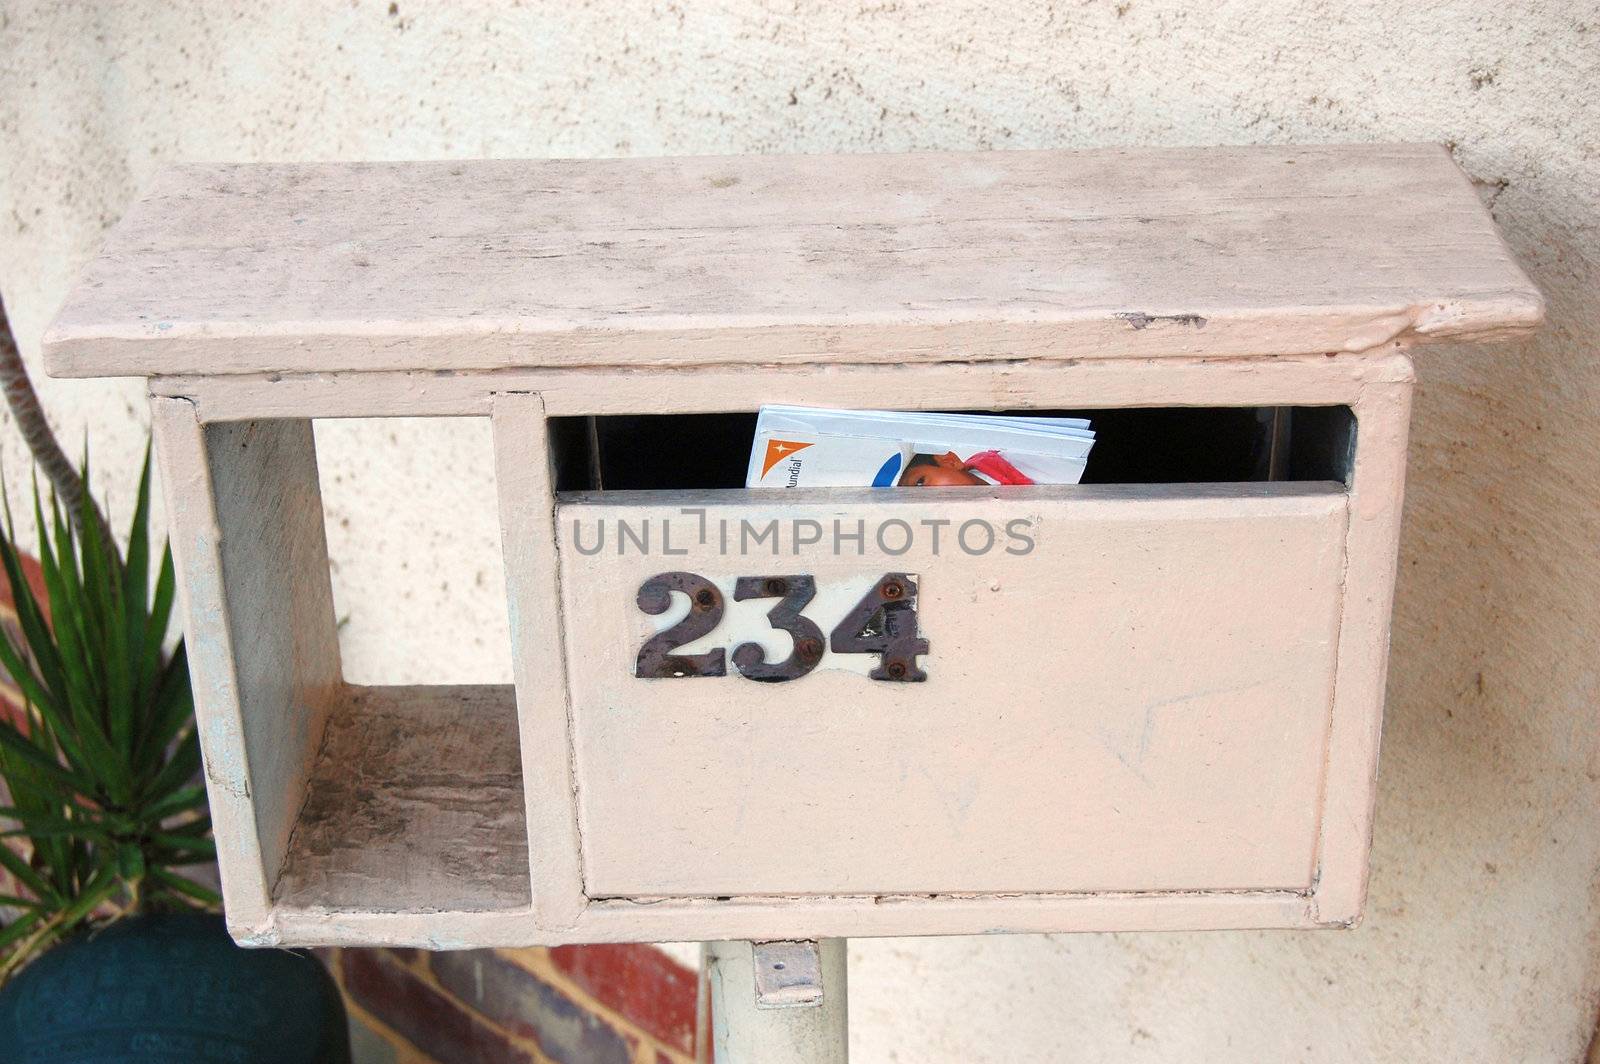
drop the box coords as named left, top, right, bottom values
left=149, top=399, right=343, bottom=929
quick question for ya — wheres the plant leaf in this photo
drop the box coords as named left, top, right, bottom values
left=53, top=864, right=118, bottom=935
left=140, top=545, right=177, bottom=714
left=77, top=485, right=134, bottom=771
left=122, top=445, right=153, bottom=698
left=116, top=843, right=146, bottom=881
left=49, top=491, right=99, bottom=698
left=0, top=909, right=43, bottom=952
left=141, top=784, right=208, bottom=823
left=158, top=814, right=211, bottom=837
left=0, top=722, right=92, bottom=796
left=0, top=440, right=216, bottom=948
left=134, top=643, right=192, bottom=778
left=0, top=514, right=72, bottom=720
left=142, top=727, right=201, bottom=805
left=19, top=495, right=98, bottom=773
left=0, top=633, right=67, bottom=748
left=148, top=866, right=221, bottom=907
left=149, top=832, right=216, bottom=857
left=0, top=840, right=56, bottom=903
left=0, top=808, right=110, bottom=842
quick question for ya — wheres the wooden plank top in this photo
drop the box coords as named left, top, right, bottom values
left=44, top=144, right=1542, bottom=378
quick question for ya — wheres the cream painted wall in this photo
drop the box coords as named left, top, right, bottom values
left=2, top=2, right=1597, bottom=1060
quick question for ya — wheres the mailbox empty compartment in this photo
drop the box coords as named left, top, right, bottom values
left=553, top=480, right=1349, bottom=898
left=170, top=415, right=531, bottom=921
left=273, top=684, right=528, bottom=913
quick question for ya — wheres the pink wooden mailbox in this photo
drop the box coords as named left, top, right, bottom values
left=43, top=145, right=1540, bottom=949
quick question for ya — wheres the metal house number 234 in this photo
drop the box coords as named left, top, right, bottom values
left=633, top=572, right=928, bottom=683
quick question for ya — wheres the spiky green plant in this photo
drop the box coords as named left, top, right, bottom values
left=0, top=449, right=217, bottom=983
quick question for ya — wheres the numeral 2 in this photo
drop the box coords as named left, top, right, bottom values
left=635, top=571, right=727, bottom=678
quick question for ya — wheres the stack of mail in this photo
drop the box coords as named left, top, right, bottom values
left=746, top=405, right=1095, bottom=489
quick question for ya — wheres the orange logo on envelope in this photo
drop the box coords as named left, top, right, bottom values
left=761, top=439, right=813, bottom=478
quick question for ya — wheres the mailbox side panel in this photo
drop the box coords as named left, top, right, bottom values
left=150, top=399, right=342, bottom=934
left=1309, top=375, right=1413, bottom=923
left=491, top=393, right=587, bottom=932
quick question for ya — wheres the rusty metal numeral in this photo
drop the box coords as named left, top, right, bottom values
left=635, top=572, right=727, bottom=678
left=828, top=573, right=928, bottom=682
left=731, top=575, right=825, bottom=684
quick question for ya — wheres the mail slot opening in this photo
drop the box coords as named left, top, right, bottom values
left=549, top=405, right=1356, bottom=491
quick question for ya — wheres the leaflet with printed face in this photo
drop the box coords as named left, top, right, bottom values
left=746, top=405, right=1095, bottom=489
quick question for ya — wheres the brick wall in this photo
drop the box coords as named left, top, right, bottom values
left=326, top=944, right=706, bottom=1064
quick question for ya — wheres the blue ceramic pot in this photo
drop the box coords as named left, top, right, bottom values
left=0, top=911, right=349, bottom=1063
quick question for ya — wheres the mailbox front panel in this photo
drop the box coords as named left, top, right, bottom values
left=557, top=483, right=1348, bottom=899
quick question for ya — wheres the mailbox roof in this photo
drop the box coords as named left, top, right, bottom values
left=44, top=143, right=1542, bottom=379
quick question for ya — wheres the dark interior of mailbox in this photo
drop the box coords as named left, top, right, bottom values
left=549, top=406, right=1356, bottom=492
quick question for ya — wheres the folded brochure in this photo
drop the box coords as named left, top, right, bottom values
left=746, top=405, right=1094, bottom=488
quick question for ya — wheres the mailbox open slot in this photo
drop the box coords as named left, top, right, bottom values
left=552, top=405, right=1357, bottom=490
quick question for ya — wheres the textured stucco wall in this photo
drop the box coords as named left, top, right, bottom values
left=2, top=2, right=1597, bottom=1060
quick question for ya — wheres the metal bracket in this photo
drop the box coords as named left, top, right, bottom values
left=752, top=940, right=825, bottom=1009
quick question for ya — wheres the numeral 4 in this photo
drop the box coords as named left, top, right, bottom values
left=829, top=573, right=928, bottom=682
